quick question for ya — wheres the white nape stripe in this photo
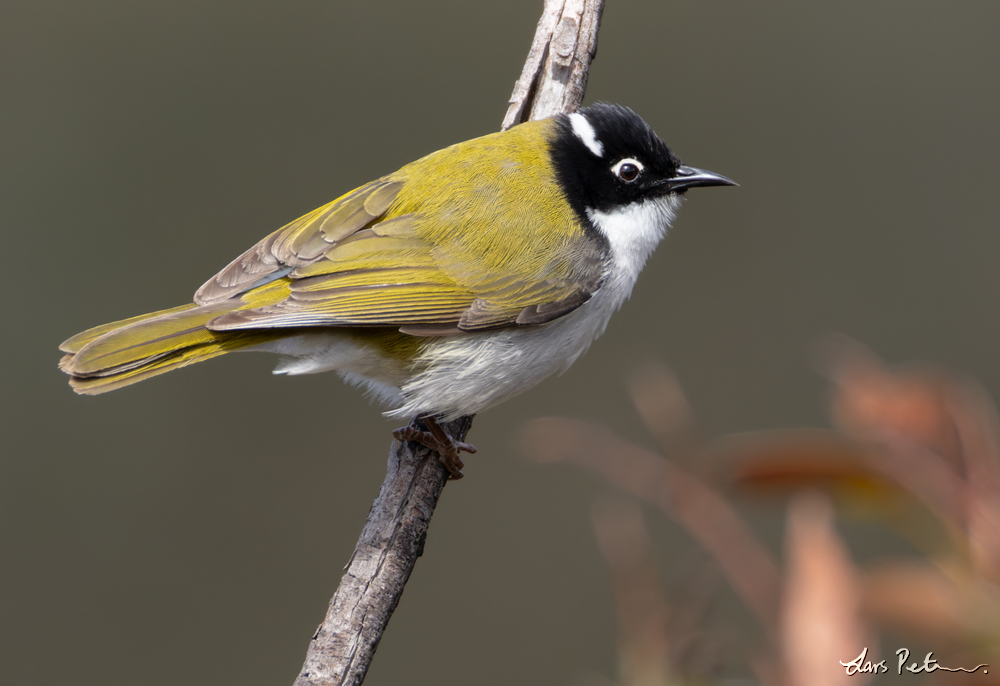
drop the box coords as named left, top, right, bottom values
left=569, top=112, right=604, bottom=157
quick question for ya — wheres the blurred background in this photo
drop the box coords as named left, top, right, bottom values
left=3, top=0, right=999, bottom=684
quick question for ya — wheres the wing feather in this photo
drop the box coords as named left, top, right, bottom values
left=195, top=121, right=608, bottom=336
left=194, top=180, right=403, bottom=304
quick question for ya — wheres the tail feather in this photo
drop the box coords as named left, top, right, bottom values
left=66, top=330, right=276, bottom=395
left=60, top=282, right=293, bottom=394
left=63, top=303, right=234, bottom=377
left=59, top=303, right=200, bottom=354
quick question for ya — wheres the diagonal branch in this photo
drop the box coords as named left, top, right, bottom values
left=292, top=2, right=604, bottom=684
left=503, top=0, right=604, bottom=129
left=293, top=416, right=471, bottom=686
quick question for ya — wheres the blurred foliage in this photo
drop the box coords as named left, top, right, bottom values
left=523, top=338, right=1000, bottom=685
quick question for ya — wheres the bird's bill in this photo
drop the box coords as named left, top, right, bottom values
left=663, top=165, right=738, bottom=190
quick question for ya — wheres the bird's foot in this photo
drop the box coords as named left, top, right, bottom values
left=393, top=415, right=477, bottom=480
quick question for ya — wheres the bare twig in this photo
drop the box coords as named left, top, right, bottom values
left=293, top=416, right=471, bottom=686
left=292, top=2, right=605, bottom=684
left=502, top=0, right=604, bottom=128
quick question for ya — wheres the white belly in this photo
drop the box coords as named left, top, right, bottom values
left=390, top=280, right=625, bottom=419
left=248, top=282, right=622, bottom=419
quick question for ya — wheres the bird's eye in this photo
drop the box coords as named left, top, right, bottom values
left=612, top=158, right=643, bottom=182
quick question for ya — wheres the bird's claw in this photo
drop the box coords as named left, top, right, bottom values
left=393, top=417, right=476, bottom=480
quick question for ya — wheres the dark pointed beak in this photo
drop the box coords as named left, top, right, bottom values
left=664, top=165, right=738, bottom=191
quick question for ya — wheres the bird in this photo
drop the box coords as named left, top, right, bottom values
left=59, top=102, right=735, bottom=478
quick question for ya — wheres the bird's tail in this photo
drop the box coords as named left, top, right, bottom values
left=59, top=301, right=281, bottom=395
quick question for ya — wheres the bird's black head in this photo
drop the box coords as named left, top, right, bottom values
left=550, top=102, right=735, bottom=220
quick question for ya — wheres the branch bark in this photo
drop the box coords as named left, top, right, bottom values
left=294, top=416, right=472, bottom=686
left=503, top=0, right=604, bottom=129
left=293, top=2, right=604, bottom=683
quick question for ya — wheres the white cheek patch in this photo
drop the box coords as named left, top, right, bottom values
left=569, top=112, right=604, bottom=157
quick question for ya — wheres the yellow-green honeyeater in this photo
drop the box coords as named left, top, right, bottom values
left=60, top=103, right=734, bottom=473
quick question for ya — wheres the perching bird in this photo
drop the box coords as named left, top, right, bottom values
left=59, top=103, right=735, bottom=477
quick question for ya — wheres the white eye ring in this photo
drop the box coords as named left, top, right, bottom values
left=612, top=158, right=643, bottom=182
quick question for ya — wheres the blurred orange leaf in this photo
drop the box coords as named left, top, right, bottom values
left=724, top=429, right=897, bottom=499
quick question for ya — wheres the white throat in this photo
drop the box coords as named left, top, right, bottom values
left=588, top=194, right=682, bottom=294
